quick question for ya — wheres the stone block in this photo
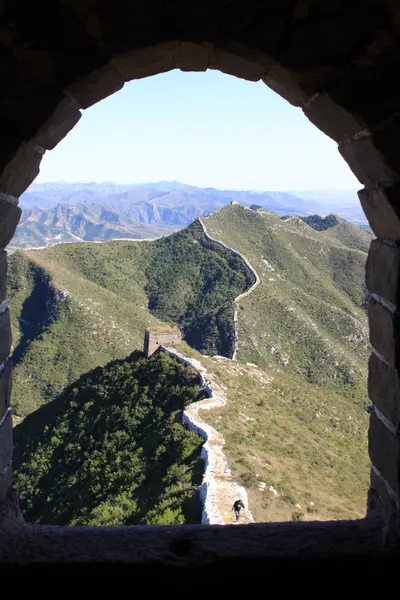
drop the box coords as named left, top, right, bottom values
left=33, top=97, right=82, bottom=150
left=366, top=239, right=400, bottom=305
left=303, top=93, right=367, bottom=142
left=339, top=137, right=398, bottom=186
left=0, top=143, right=43, bottom=198
left=0, top=310, right=12, bottom=363
left=369, top=352, right=400, bottom=428
left=0, top=362, right=12, bottom=421
left=359, top=184, right=400, bottom=240
left=368, top=465, right=399, bottom=518
left=112, top=43, right=176, bottom=82
left=369, top=411, right=400, bottom=494
left=66, top=64, right=125, bottom=110
left=0, top=251, right=6, bottom=302
left=369, top=299, right=400, bottom=368
left=0, top=464, right=11, bottom=502
left=211, top=45, right=271, bottom=82
left=263, top=64, right=309, bottom=107
left=175, top=42, right=213, bottom=72
left=0, top=202, right=21, bottom=250
left=0, top=407, right=12, bottom=481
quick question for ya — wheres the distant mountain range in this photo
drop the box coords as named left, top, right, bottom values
left=11, top=181, right=368, bottom=250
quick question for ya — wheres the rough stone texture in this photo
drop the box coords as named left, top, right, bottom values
left=369, top=353, right=400, bottom=429
left=359, top=184, right=400, bottom=240
left=33, top=97, right=82, bottom=150
left=339, top=136, right=399, bottom=186
left=143, top=330, right=181, bottom=358
left=211, top=45, right=271, bottom=81
left=0, top=519, right=390, bottom=567
left=175, top=42, right=213, bottom=72
left=0, top=143, right=43, bottom=198
left=368, top=466, right=400, bottom=519
left=0, top=310, right=12, bottom=364
left=263, top=64, right=309, bottom=107
left=303, top=93, right=367, bottom=143
left=0, top=202, right=22, bottom=249
left=369, top=411, right=400, bottom=494
left=0, top=251, right=6, bottom=303
left=0, top=466, right=12, bottom=503
left=112, top=43, right=176, bottom=81
left=369, top=299, right=400, bottom=369
left=66, top=64, right=125, bottom=109
left=0, top=409, right=12, bottom=500
left=367, top=239, right=400, bottom=305
left=0, top=362, right=12, bottom=421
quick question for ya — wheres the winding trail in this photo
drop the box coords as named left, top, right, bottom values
left=160, top=215, right=261, bottom=525
left=160, top=346, right=254, bottom=525
left=198, top=217, right=260, bottom=360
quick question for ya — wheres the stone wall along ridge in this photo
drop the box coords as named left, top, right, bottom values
left=198, top=217, right=260, bottom=360
left=159, top=346, right=254, bottom=525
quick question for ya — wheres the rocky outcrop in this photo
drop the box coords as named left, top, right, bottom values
left=160, top=346, right=254, bottom=525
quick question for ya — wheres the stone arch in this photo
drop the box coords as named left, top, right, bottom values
left=1, top=1, right=400, bottom=523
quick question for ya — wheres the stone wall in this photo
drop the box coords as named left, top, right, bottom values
left=144, top=330, right=181, bottom=358
left=159, top=346, right=253, bottom=525
left=198, top=217, right=260, bottom=360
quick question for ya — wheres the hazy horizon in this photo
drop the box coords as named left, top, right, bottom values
left=35, top=70, right=360, bottom=191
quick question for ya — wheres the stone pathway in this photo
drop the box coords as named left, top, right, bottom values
left=161, top=347, right=254, bottom=525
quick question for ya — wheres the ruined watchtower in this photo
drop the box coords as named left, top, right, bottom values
left=144, top=326, right=181, bottom=357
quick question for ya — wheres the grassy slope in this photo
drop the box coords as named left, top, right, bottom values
left=179, top=342, right=369, bottom=521
left=204, top=207, right=369, bottom=395
left=321, top=219, right=374, bottom=253
left=8, top=222, right=252, bottom=417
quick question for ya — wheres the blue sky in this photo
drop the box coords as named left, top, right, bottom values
left=37, top=70, right=359, bottom=191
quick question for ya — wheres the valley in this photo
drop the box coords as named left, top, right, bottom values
left=9, top=204, right=372, bottom=524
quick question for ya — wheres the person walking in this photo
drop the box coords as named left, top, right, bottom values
left=232, top=499, right=245, bottom=522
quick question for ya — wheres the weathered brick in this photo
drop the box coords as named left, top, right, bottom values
left=0, top=407, right=12, bottom=482
left=0, top=143, right=43, bottom=198
left=0, top=463, right=12, bottom=502
left=339, top=137, right=399, bottom=186
left=366, top=239, right=400, bottom=304
left=111, top=43, right=175, bottom=82
left=303, top=93, right=367, bottom=142
left=359, top=184, right=400, bottom=240
left=368, top=298, right=400, bottom=368
left=175, top=42, right=213, bottom=72
left=263, top=64, right=309, bottom=107
left=0, top=362, right=12, bottom=421
left=212, top=45, right=271, bottom=81
left=0, top=201, right=21, bottom=249
left=66, top=64, right=125, bottom=110
left=369, top=411, right=400, bottom=493
left=0, top=310, right=12, bottom=363
left=368, top=465, right=400, bottom=518
left=33, top=97, right=82, bottom=150
left=0, top=251, right=6, bottom=303
left=369, top=353, right=400, bottom=428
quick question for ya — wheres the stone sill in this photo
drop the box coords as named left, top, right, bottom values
left=1, top=519, right=397, bottom=570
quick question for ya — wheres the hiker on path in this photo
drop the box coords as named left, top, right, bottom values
left=232, top=499, right=245, bottom=522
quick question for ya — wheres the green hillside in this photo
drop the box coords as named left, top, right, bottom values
left=13, top=351, right=205, bottom=525
left=8, top=221, right=253, bottom=417
left=204, top=206, right=369, bottom=401
left=321, top=220, right=374, bottom=253
left=9, top=205, right=371, bottom=523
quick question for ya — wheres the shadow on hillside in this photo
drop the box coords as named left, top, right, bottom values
left=12, top=268, right=58, bottom=366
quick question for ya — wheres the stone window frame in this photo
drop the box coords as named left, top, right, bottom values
left=1, top=41, right=399, bottom=563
